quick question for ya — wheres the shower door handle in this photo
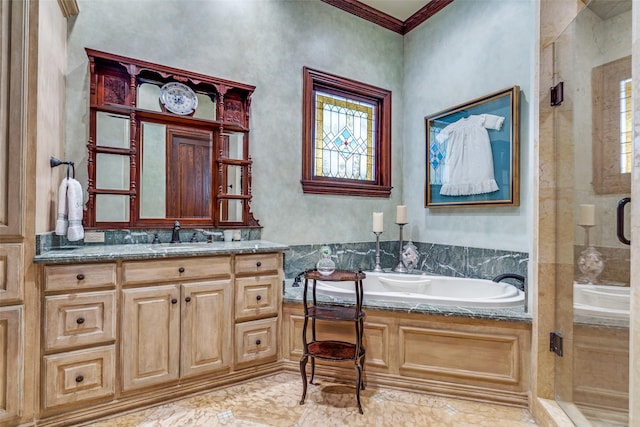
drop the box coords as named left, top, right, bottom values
left=616, top=197, right=631, bottom=245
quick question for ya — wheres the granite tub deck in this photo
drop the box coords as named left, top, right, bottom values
left=284, top=277, right=531, bottom=322
left=33, top=240, right=289, bottom=263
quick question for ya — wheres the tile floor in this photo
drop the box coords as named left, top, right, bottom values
left=89, top=372, right=537, bottom=426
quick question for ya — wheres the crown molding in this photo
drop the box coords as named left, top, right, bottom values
left=321, top=0, right=453, bottom=35
left=321, top=0, right=404, bottom=34
left=404, top=0, right=454, bottom=34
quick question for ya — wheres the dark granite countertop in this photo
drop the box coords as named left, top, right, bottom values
left=34, top=240, right=289, bottom=264
left=283, top=279, right=532, bottom=323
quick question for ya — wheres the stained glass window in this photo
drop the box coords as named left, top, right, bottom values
left=301, top=67, right=391, bottom=197
left=314, top=92, right=375, bottom=181
left=620, top=78, right=632, bottom=173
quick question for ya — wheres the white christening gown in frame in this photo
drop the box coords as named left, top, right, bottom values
left=436, top=113, right=504, bottom=196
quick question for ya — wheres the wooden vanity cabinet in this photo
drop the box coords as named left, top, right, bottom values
left=121, top=256, right=232, bottom=392
left=37, top=251, right=284, bottom=424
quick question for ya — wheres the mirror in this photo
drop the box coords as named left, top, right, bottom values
left=139, top=122, right=166, bottom=219
left=96, top=112, right=129, bottom=148
left=85, top=49, right=259, bottom=229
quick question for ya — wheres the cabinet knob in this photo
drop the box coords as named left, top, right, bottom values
left=171, top=298, right=178, bottom=304
left=256, top=295, right=262, bottom=301
left=76, top=274, right=85, bottom=281
left=256, top=261, right=262, bottom=267
left=75, top=375, right=84, bottom=383
left=76, top=317, right=85, bottom=324
left=255, top=339, right=262, bottom=346
left=178, top=267, right=185, bottom=273
left=185, top=296, right=192, bottom=302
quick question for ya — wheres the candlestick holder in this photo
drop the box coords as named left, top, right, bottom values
left=372, top=231, right=383, bottom=272
left=577, top=224, right=604, bottom=284
left=393, top=223, right=408, bottom=273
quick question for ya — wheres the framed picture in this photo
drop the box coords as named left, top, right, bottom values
left=425, top=86, right=520, bottom=208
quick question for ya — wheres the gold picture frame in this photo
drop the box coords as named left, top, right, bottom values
left=425, top=86, right=520, bottom=208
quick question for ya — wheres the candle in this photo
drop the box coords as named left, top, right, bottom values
left=373, top=212, right=384, bottom=233
left=579, top=204, right=595, bottom=226
left=396, top=205, right=407, bottom=224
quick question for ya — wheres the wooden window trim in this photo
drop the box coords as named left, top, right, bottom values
left=301, top=67, right=392, bottom=197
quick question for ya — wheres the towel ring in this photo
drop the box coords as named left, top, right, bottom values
left=66, top=163, right=75, bottom=179
left=50, top=156, right=75, bottom=179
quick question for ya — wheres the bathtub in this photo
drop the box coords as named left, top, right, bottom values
left=574, top=283, right=630, bottom=320
left=313, top=271, right=525, bottom=308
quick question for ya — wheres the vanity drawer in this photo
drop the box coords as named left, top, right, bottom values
left=234, top=317, right=278, bottom=366
left=43, top=345, right=115, bottom=410
left=235, top=275, right=280, bottom=321
left=122, top=256, right=231, bottom=285
left=44, top=263, right=116, bottom=291
left=44, top=291, right=116, bottom=351
left=235, top=253, right=280, bottom=275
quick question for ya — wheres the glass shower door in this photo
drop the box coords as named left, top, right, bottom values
left=553, top=1, right=632, bottom=425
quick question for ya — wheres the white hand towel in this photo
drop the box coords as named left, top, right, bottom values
left=55, top=178, right=69, bottom=236
left=66, top=178, right=85, bottom=242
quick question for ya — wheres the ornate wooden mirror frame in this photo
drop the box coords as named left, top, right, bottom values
left=84, top=49, right=260, bottom=229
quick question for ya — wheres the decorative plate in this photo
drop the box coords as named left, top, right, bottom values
left=159, top=82, right=198, bottom=115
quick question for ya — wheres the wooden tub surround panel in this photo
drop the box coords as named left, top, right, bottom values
left=283, top=303, right=531, bottom=407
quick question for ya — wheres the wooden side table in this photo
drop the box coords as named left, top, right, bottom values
left=299, top=269, right=366, bottom=414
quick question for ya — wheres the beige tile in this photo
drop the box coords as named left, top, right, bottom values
left=88, top=373, right=537, bottom=427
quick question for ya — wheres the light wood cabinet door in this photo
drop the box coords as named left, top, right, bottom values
left=234, top=317, right=278, bottom=367
left=121, top=285, right=180, bottom=392
left=235, top=275, right=280, bottom=321
left=180, top=280, right=231, bottom=378
left=42, top=346, right=115, bottom=410
left=123, top=256, right=230, bottom=285
left=0, top=244, right=22, bottom=302
left=0, top=306, right=22, bottom=422
left=44, top=263, right=116, bottom=292
left=235, top=253, right=280, bottom=276
left=0, top=0, right=27, bottom=239
left=44, top=291, right=116, bottom=351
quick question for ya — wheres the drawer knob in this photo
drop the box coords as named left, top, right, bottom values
left=76, top=317, right=85, bottom=324
left=178, top=267, right=185, bottom=273
left=256, top=261, right=262, bottom=267
left=171, top=298, right=178, bottom=304
left=185, top=296, right=192, bottom=302
left=75, top=375, right=84, bottom=383
left=76, top=274, right=85, bottom=281
left=256, top=295, right=262, bottom=301
left=255, top=339, right=262, bottom=346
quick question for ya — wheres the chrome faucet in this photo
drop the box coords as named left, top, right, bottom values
left=171, top=221, right=181, bottom=243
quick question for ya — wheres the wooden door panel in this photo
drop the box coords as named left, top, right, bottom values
left=121, top=286, right=180, bottom=391
left=167, top=128, right=212, bottom=218
left=180, top=280, right=231, bottom=377
left=0, top=307, right=22, bottom=422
